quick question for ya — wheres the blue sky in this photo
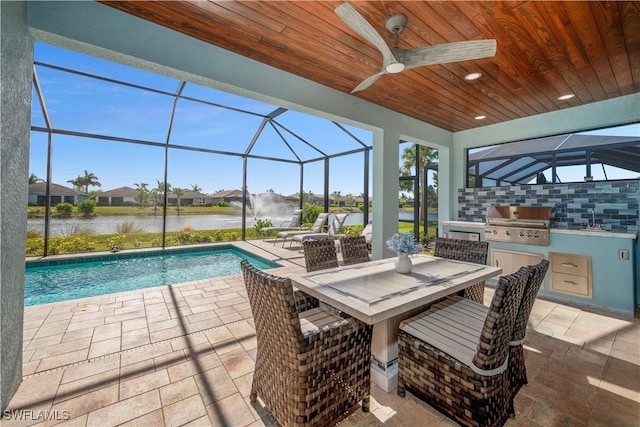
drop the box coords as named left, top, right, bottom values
left=30, top=43, right=375, bottom=196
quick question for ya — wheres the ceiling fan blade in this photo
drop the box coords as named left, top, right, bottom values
left=351, top=71, right=386, bottom=93
left=399, top=39, right=497, bottom=70
left=335, top=3, right=396, bottom=67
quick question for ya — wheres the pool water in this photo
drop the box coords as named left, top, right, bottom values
left=25, top=246, right=278, bottom=306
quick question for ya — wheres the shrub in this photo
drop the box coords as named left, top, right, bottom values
left=46, top=237, right=96, bottom=255
left=114, top=221, right=145, bottom=234
left=342, top=225, right=364, bottom=237
left=217, top=200, right=229, bottom=207
left=164, top=236, right=179, bottom=246
left=176, top=231, right=192, bottom=244
left=77, top=199, right=96, bottom=217
left=302, top=204, right=323, bottom=223
left=55, top=203, right=73, bottom=217
left=254, top=218, right=273, bottom=234
left=107, top=236, right=124, bottom=249
left=194, top=232, right=212, bottom=243
left=223, top=231, right=240, bottom=241
left=59, top=223, right=94, bottom=237
left=27, top=228, right=42, bottom=238
left=26, top=238, right=44, bottom=255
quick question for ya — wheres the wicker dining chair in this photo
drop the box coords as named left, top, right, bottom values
left=434, top=237, right=489, bottom=304
left=303, top=238, right=339, bottom=272
left=508, top=259, right=549, bottom=417
left=397, top=266, right=530, bottom=427
left=240, top=261, right=373, bottom=427
left=340, top=235, right=370, bottom=265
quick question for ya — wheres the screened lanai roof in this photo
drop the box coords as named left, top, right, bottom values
left=31, top=54, right=371, bottom=163
left=30, top=43, right=373, bottom=199
left=468, top=134, right=640, bottom=185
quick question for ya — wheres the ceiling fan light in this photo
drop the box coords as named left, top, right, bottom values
left=475, top=115, right=487, bottom=120
left=558, top=94, right=575, bottom=100
left=465, top=72, right=482, bottom=81
left=385, top=62, right=406, bottom=73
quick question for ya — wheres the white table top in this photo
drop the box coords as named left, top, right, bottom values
left=290, top=255, right=502, bottom=325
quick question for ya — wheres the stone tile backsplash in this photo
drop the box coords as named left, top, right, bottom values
left=457, top=179, right=639, bottom=232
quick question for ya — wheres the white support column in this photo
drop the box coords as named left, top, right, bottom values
left=436, top=146, right=452, bottom=236
left=371, top=128, right=400, bottom=261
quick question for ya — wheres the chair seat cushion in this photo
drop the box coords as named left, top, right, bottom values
left=400, top=296, right=506, bottom=376
left=299, top=307, right=349, bottom=336
left=294, top=233, right=345, bottom=242
left=276, top=229, right=309, bottom=238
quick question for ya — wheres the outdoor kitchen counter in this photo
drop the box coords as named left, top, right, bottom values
left=552, top=228, right=637, bottom=239
left=441, top=221, right=637, bottom=317
left=441, top=221, right=637, bottom=239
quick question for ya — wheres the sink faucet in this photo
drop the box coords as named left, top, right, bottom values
left=591, top=208, right=599, bottom=229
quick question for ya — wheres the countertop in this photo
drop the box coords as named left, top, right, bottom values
left=441, top=221, right=637, bottom=240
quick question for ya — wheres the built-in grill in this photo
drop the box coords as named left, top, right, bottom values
left=484, top=206, right=552, bottom=246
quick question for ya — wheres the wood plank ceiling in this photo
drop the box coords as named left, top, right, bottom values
left=103, top=1, right=639, bottom=132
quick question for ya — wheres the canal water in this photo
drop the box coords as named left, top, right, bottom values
left=27, top=212, right=437, bottom=237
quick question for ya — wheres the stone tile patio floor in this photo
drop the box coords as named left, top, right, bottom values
left=4, top=240, right=639, bottom=426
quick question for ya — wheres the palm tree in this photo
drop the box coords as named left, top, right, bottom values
left=190, top=184, right=201, bottom=192
left=399, top=144, right=438, bottom=216
left=133, top=182, right=150, bottom=207
left=156, top=180, right=171, bottom=194
left=331, top=190, right=341, bottom=206
left=173, top=187, right=184, bottom=216
left=399, top=144, right=439, bottom=241
left=28, top=173, right=44, bottom=184
left=345, top=193, right=355, bottom=207
left=68, top=170, right=101, bottom=193
left=153, top=180, right=171, bottom=215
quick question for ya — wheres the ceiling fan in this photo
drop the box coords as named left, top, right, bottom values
left=335, top=2, right=497, bottom=93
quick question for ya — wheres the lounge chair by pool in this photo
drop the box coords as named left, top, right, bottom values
left=259, top=209, right=304, bottom=241
left=291, top=213, right=349, bottom=250
left=276, top=213, right=329, bottom=247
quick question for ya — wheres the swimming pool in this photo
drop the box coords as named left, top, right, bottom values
left=24, top=246, right=279, bottom=306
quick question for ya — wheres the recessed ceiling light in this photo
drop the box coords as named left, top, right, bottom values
left=558, top=94, right=575, bottom=100
left=475, top=115, right=486, bottom=120
left=465, top=72, right=482, bottom=81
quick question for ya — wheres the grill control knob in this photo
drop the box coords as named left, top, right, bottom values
left=504, top=230, right=510, bottom=236
left=518, top=231, right=525, bottom=237
left=533, top=232, right=540, bottom=238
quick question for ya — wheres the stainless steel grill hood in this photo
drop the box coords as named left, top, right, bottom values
left=484, top=206, right=553, bottom=246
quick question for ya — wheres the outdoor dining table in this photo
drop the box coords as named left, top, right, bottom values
left=290, top=254, right=502, bottom=391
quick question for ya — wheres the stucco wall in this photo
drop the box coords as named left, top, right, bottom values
left=1, top=1, right=32, bottom=411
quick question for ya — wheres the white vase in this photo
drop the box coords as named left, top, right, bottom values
left=395, top=252, right=412, bottom=274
